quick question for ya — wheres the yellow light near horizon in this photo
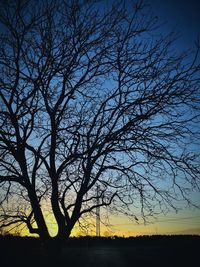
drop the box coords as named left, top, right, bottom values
left=5, top=209, right=200, bottom=237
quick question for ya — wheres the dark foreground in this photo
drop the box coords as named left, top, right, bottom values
left=1, top=235, right=199, bottom=267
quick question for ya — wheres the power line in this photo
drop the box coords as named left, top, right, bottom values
left=96, top=185, right=100, bottom=237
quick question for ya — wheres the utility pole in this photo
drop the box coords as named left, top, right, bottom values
left=96, top=185, right=100, bottom=237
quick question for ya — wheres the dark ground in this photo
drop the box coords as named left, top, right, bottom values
left=0, top=235, right=199, bottom=267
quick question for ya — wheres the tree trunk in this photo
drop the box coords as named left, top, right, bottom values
left=28, top=188, right=50, bottom=240
left=51, top=180, right=67, bottom=239
left=65, top=223, right=74, bottom=239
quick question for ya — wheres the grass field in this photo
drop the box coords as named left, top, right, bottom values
left=1, top=235, right=199, bottom=267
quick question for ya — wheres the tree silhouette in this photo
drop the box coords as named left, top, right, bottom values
left=0, top=0, right=200, bottom=239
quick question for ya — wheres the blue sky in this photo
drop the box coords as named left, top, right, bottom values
left=149, top=0, right=200, bottom=50
left=1, top=0, right=199, bottom=237
left=96, top=0, right=200, bottom=236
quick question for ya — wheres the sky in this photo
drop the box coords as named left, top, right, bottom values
left=149, top=0, right=200, bottom=50
left=1, top=0, right=200, bottom=238
left=80, top=0, right=200, bottom=237
left=109, top=0, right=200, bottom=237
left=12, top=0, right=200, bottom=238
left=29, top=0, right=200, bottom=239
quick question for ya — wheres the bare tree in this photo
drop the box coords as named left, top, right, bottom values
left=0, top=0, right=200, bottom=239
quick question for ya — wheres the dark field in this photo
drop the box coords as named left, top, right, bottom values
left=1, top=235, right=199, bottom=267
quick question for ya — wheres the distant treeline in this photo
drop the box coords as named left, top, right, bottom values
left=1, top=234, right=200, bottom=247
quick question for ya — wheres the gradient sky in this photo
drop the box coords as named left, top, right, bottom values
left=21, top=0, right=200, bottom=238
left=102, top=0, right=200, bottom=237
left=72, top=0, right=200, bottom=237
left=2, top=0, right=200, bottom=238
left=104, top=0, right=200, bottom=237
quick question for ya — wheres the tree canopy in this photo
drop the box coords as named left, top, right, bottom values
left=0, top=0, right=200, bottom=239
